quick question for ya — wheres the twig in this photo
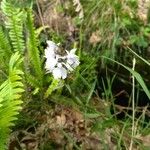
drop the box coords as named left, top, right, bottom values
left=36, top=0, right=46, bottom=33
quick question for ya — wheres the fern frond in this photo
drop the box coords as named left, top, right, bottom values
left=0, top=26, right=11, bottom=58
left=0, top=52, right=24, bottom=149
left=0, top=26, right=12, bottom=78
left=1, top=0, right=25, bottom=53
left=44, top=79, right=59, bottom=99
left=26, top=74, right=41, bottom=89
left=26, top=8, right=43, bottom=87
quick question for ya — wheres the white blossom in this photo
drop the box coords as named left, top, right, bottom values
left=66, top=48, right=80, bottom=69
left=52, top=63, right=67, bottom=79
left=45, top=56, right=58, bottom=72
left=45, top=47, right=55, bottom=59
left=47, top=40, right=58, bottom=53
left=44, top=41, right=59, bottom=72
left=44, top=40, right=80, bottom=79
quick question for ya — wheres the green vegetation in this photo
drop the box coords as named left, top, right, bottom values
left=0, top=0, right=150, bottom=149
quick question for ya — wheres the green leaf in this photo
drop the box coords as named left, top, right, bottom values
left=0, top=52, right=24, bottom=149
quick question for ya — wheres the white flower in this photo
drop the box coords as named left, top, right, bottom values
left=63, top=62, right=74, bottom=72
left=45, top=40, right=58, bottom=58
left=45, top=47, right=55, bottom=59
left=52, top=63, right=67, bottom=79
left=45, top=41, right=63, bottom=72
left=66, top=48, right=80, bottom=69
left=47, top=40, right=58, bottom=52
left=44, top=42, right=57, bottom=72
left=44, top=40, right=80, bottom=79
left=45, top=56, right=58, bottom=72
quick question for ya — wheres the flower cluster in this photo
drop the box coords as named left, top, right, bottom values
left=45, top=40, right=80, bottom=79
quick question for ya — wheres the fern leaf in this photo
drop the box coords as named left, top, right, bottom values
left=1, top=0, right=25, bottom=53
left=44, top=79, right=59, bottom=99
left=26, top=74, right=41, bottom=88
left=0, top=26, right=11, bottom=57
left=0, top=26, right=12, bottom=77
left=26, top=8, right=43, bottom=87
left=0, top=52, right=24, bottom=149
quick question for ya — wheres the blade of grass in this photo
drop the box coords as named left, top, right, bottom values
left=127, top=47, right=150, bottom=66
left=101, top=56, right=150, bottom=100
left=86, top=79, right=97, bottom=105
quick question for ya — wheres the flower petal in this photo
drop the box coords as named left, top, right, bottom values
left=45, top=40, right=59, bottom=58
left=64, top=62, right=74, bottom=72
left=70, top=48, right=77, bottom=54
left=45, top=57, right=58, bottom=72
left=47, top=40, right=58, bottom=51
left=67, top=54, right=80, bottom=67
left=52, top=68, right=62, bottom=79
left=52, top=66, right=67, bottom=79
left=45, top=47, right=55, bottom=59
left=60, top=67, right=67, bottom=79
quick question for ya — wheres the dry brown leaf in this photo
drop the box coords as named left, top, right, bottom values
left=73, top=110, right=83, bottom=121
left=56, top=113, right=66, bottom=127
left=137, top=0, right=150, bottom=23
left=73, top=0, right=84, bottom=19
left=89, top=31, right=101, bottom=44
